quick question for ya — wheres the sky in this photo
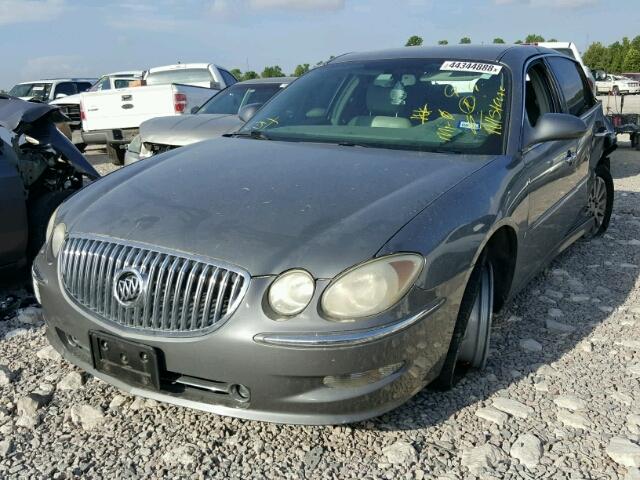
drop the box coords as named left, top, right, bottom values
left=1, top=0, right=638, bottom=89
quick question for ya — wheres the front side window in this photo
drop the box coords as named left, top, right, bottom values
left=198, top=83, right=286, bottom=115
left=9, top=83, right=52, bottom=100
left=146, top=68, right=213, bottom=86
left=241, top=59, right=509, bottom=155
left=525, top=62, right=557, bottom=127
left=547, top=56, right=593, bottom=116
left=89, top=76, right=111, bottom=92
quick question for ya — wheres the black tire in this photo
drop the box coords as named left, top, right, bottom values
left=75, top=142, right=87, bottom=153
left=586, top=164, right=614, bottom=237
left=432, top=252, right=494, bottom=391
left=107, top=143, right=125, bottom=166
left=27, top=190, right=74, bottom=261
left=612, top=86, right=620, bottom=96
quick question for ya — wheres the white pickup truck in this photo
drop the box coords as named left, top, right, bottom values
left=80, top=63, right=238, bottom=164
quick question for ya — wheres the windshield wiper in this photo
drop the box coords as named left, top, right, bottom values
left=223, top=129, right=272, bottom=140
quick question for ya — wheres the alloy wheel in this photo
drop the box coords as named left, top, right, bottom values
left=588, top=176, right=607, bottom=231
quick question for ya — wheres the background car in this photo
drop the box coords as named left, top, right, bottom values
left=50, top=71, right=143, bottom=148
left=8, top=78, right=97, bottom=103
left=36, top=45, right=614, bottom=424
left=80, top=63, right=236, bottom=165
left=595, top=73, right=640, bottom=95
left=125, top=77, right=294, bottom=164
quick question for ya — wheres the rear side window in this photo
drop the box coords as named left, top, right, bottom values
left=547, top=57, right=593, bottom=117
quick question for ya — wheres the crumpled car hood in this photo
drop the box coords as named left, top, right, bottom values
left=63, top=137, right=498, bottom=278
left=140, top=114, right=243, bottom=146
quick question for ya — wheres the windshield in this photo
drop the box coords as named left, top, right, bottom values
left=198, top=83, right=286, bottom=115
left=9, top=83, right=52, bottom=100
left=241, top=59, right=509, bottom=155
left=146, top=68, right=212, bottom=86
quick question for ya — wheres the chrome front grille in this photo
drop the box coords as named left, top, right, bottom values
left=59, top=236, right=249, bottom=335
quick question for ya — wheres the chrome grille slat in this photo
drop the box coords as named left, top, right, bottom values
left=59, top=236, right=248, bottom=336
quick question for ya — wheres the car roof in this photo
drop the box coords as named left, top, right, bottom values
left=236, top=77, right=295, bottom=85
left=331, top=45, right=551, bottom=67
left=17, top=78, right=97, bottom=84
left=147, top=64, right=213, bottom=73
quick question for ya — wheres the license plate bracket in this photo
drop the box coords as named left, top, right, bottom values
left=90, top=331, right=160, bottom=390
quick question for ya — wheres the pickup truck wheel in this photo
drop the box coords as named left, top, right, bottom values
left=27, top=190, right=74, bottom=261
left=432, top=253, right=494, bottom=390
left=586, top=164, right=613, bottom=237
left=107, top=143, right=125, bottom=166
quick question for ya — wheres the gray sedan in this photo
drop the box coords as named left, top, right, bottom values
left=35, top=45, right=614, bottom=425
left=124, top=77, right=294, bottom=165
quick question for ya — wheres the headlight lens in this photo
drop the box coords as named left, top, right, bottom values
left=321, top=253, right=424, bottom=321
left=51, top=223, right=66, bottom=258
left=268, top=269, right=315, bottom=317
left=45, top=207, right=59, bottom=243
left=127, top=134, right=142, bottom=154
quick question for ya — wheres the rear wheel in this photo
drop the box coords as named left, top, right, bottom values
left=107, top=143, right=125, bottom=166
left=432, top=254, right=494, bottom=390
left=586, top=164, right=613, bottom=237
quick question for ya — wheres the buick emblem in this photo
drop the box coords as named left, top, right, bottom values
left=113, top=268, right=146, bottom=308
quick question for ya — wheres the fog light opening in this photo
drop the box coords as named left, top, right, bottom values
left=67, top=334, right=80, bottom=348
left=230, top=384, right=251, bottom=402
left=323, top=362, right=404, bottom=389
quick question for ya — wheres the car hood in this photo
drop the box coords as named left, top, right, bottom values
left=50, top=93, right=82, bottom=106
left=64, top=138, right=499, bottom=278
left=140, top=114, right=242, bottom=146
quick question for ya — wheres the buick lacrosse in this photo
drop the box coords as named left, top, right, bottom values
left=35, top=46, right=614, bottom=424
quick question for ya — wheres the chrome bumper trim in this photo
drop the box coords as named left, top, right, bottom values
left=253, top=298, right=445, bottom=348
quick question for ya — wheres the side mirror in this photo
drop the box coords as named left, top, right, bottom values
left=238, top=103, right=263, bottom=123
left=524, top=113, right=587, bottom=149
left=55, top=93, right=68, bottom=99
left=594, top=70, right=607, bottom=81
left=190, top=106, right=199, bottom=114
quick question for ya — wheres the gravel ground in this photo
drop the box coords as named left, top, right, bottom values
left=0, top=141, right=639, bottom=479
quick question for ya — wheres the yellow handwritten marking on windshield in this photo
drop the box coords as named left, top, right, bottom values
left=481, top=84, right=506, bottom=135
left=458, top=96, right=476, bottom=115
left=410, top=104, right=432, bottom=124
left=254, top=117, right=280, bottom=130
left=444, top=85, right=459, bottom=98
left=437, top=110, right=457, bottom=142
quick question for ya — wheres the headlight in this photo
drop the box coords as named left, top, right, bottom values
left=321, top=253, right=424, bottom=321
left=45, top=207, right=59, bottom=243
left=51, top=223, right=66, bottom=258
left=268, top=269, right=315, bottom=317
left=127, top=134, right=142, bottom=154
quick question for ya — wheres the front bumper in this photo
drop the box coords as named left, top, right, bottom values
left=34, top=253, right=455, bottom=424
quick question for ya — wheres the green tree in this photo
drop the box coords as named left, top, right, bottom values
left=405, top=35, right=423, bottom=47
left=623, top=47, right=640, bottom=72
left=524, top=34, right=545, bottom=43
left=437, top=39, right=449, bottom=45
left=261, top=65, right=285, bottom=78
left=583, top=42, right=609, bottom=71
left=547, top=38, right=558, bottom=42
left=514, top=40, right=523, bottom=44
left=293, top=63, right=310, bottom=77
left=492, top=37, right=505, bottom=44
left=459, top=37, right=471, bottom=44
left=230, top=68, right=243, bottom=80
left=241, top=71, right=260, bottom=81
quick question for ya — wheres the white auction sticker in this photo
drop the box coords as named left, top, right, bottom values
left=440, top=61, right=502, bottom=76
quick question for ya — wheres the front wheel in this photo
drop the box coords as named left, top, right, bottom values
left=586, top=164, right=613, bottom=237
left=432, top=255, right=494, bottom=390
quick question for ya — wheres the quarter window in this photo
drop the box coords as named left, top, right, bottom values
left=547, top=56, right=593, bottom=117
